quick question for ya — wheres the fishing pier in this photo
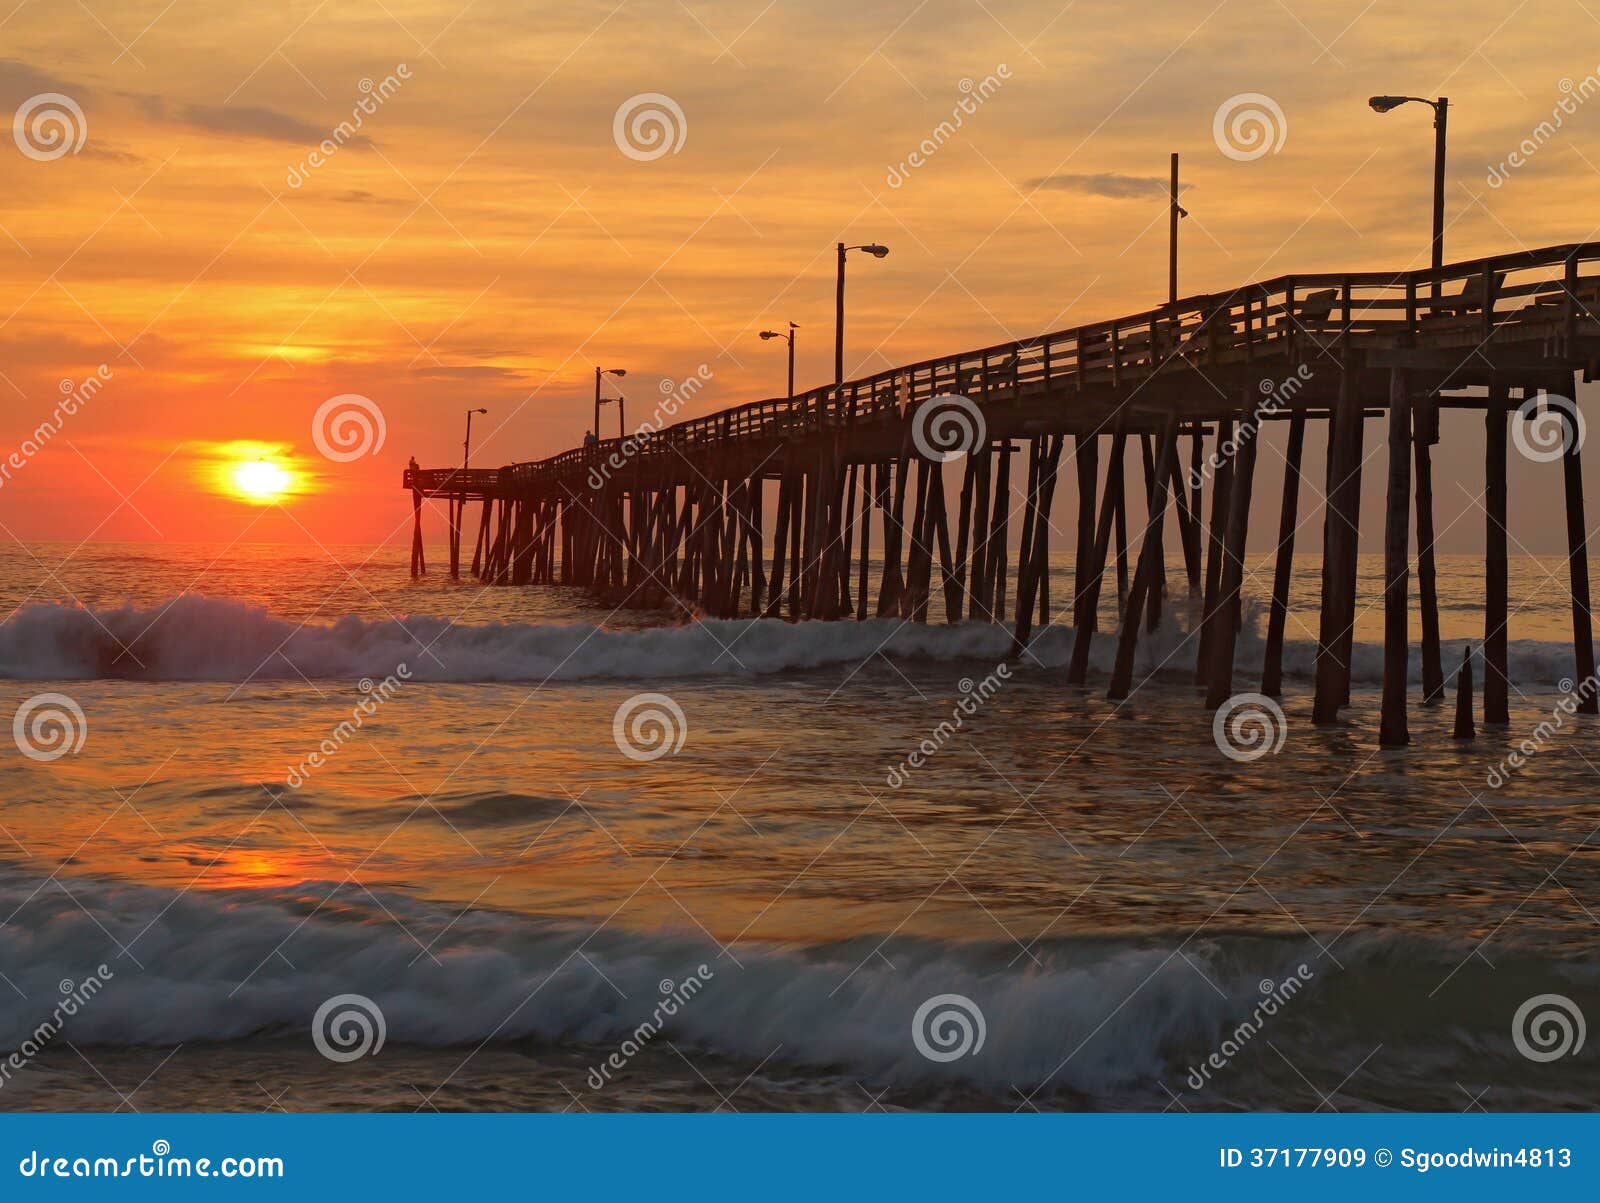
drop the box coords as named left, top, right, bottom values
left=404, top=243, right=1600, bottom=744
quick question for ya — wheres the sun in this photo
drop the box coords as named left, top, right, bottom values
left=231, top=458, right=293, bottom=503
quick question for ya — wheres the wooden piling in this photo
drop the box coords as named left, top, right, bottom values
left=1559, top=386, right=1598, bottom=710
left=1109, top=415, right=1179, bottom=700
left=1260, top=413, right=1304, bottom=698
left=1484, top=386, right=1511, bottom=725
left=1379, top=368, right=1412, bottom=747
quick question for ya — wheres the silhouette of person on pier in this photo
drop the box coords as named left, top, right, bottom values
left=583, top=429, right=598, bottom=446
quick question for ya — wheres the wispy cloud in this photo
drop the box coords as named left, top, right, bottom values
left=1025, top=172, right=1181, bottom=199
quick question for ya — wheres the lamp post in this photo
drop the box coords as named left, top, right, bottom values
left=594, top=366, right=626, bottom=438
left=1369, top=95, right=1448, bottom=295
left=1168, top=152, right=1188, bottom=305
left=835, top=243, right=889, bottom=389
left=463, top=407, right=488, bottom=471
left=759, top=322, right=798, bottom=398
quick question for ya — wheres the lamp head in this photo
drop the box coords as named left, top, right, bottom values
left=1368, top=95, right=1407, bottom=114
left=759, top=330, right=779, bottom=340
left=610, top=368, right=626, bottom=378
left=863, top=244, right=889, bottom=258
left=474, top=407, right=488, bottom=414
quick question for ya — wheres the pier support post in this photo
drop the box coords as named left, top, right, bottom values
left=1380, top=369, right=1413, bottom=747
left=1073, top=434, right=1099, bottom=629
left=1204, top=394, right=1260, bottom=708
left=1414, top=397, right=1444, bottom=702
left=1260, top=413, right=1304, bottom=697
left=1313, top=366, right=1362, bottom=724
left=1195, top=417, right=1234, bottom=684
left=1559, top=384, right=1598, bottom=709
left=1109, top=415, right=1179, bottom=700
left=1484, top=385, right=1511, bottom=725
left=1067, top=429, right=1127, bottom=684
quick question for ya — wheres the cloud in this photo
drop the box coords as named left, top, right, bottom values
left=169, top=101, right=373, bottom=148
left=0, top=58, right=80, bottom=109
left=1026, top=172, right=1182, bottom=199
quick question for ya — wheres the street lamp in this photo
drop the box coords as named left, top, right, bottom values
left=593, top=367, right=626, bottom=439
left=836, top=243, right=889, bottom=389
left=1369, top=94, right=1448, bottom=295
left=463, top=407, right=488, bottom=470
left=1168, top=152, right=1188, bottom=305
left=759, top=322, right=798, bottom=398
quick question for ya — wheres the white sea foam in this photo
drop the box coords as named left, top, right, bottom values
left=0, top=594, right=1585, bottom=689
left=1, top=870, right=1588, bottom=1096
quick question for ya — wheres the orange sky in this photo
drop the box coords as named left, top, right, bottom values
left=1, top=1, right=1597, bottom=548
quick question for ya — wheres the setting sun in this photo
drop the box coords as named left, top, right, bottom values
left=231, top=458, right=292, bottom=503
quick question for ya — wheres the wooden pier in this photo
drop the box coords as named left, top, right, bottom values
left=404, top=243, right=1600, bottom=742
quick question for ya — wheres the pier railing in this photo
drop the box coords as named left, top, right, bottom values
left=405, top=241, right=1600, bottom=497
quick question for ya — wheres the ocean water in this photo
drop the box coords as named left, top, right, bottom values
left=0, top=542, right=1596, bottom=1112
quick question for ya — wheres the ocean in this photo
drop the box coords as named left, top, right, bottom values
left=0, top=542, right=1595, bottom=1112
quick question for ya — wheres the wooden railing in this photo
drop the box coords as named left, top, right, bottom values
left=409, top=242, right=1600, bottom=496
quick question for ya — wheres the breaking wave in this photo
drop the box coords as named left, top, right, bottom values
left=0, top=594, right=1585, bottom=689
left=0, top=870, right=1592, bottom=1105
